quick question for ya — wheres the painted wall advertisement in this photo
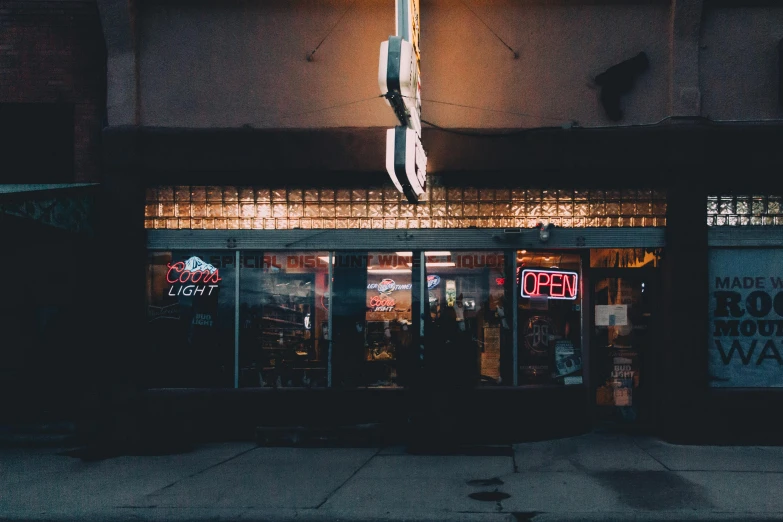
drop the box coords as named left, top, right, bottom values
left=708, top=248, right=783, bottom=387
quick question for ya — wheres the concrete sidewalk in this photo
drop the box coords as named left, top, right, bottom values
left=2, top=432, right=783, bottom=522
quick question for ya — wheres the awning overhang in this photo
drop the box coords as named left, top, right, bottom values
left=0, top=183, right=100, bottom=235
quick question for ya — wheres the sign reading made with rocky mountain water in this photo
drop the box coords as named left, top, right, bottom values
left=709, top=248, right=783, bottom=387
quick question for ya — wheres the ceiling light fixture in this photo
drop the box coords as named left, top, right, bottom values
left=396, top=251, right=452, bottom=256
left=405, top=262, right=456, bottom=268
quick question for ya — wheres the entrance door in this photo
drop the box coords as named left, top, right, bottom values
left=591, top=270, right=658, bottom=428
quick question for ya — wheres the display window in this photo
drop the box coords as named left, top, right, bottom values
left=424, top=251, right=510, bottom=386
left=517, top=251, right=583, bottom=386
left=332, top=252, right=414, bottom=388
left=144, top=248, right=593, bottom=390
left=590, top=248, right=661, bottom=268
left=238, top=252, right=329, bottom=388
left=146, top=251, right=236, bottom=388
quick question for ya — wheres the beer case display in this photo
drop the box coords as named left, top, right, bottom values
left=260, top=300, right=311, bottom=354
left=365, top=320, right=397, bottom=361
left=259, top=279, right=313, bottom=352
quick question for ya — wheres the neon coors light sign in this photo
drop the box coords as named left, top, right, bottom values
left=166, top=256, right=222, bottom=296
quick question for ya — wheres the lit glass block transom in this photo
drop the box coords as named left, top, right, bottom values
left=145, top=186, right=667, bottom=230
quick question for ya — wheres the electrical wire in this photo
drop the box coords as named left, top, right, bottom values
left=276, top=95, right=384, bottom=120
left=421, top=118, right=562, bottom=137
left=421, top=111, right=783, bottom=136
left=420, top=97, right=569, bottom=123
left=253, top=92, right=783, bottom=135
left=459, top=0, right=519, bottom=59
left=306, top=0, right=357, bottom=61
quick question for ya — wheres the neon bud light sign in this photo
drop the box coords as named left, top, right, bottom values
left=166, top=256, right=222, bottom=296
left=521, top=269, right=578, bottom=300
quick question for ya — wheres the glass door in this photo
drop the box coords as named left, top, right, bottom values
left=238, top=251, right=329, bottom=388
left=591, top=270, right=657, bottom=427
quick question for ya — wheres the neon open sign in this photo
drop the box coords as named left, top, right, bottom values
left=520, top=269, right=578, bottom=300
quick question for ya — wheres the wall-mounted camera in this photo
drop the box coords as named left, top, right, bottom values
left=538, top=222, right=553, bottom=242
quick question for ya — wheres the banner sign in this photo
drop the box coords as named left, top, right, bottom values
left=708, top=248, right=783, bottom=387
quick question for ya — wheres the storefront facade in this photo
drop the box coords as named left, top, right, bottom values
left=90, top=0, right=783, bottom=445
left=140, top=184, right=666, bottom=441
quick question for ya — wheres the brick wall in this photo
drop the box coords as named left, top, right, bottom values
left=0, top=0, right=106, bottom=182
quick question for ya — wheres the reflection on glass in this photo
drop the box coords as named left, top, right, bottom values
left=593, top=277, right=651, bottom=422
left=516, top=251, right=583, bottom=386
left=239, top=252, right=328, bottom=388
left=364, top=252, right=413, bottom=386
left=331, top=252, right=414, bottom=388
left=425, top=251, right=509, bottom=386
left=146, top=251, right=236, bottom=388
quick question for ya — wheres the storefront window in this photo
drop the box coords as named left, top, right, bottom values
left=517, top=251, right=583, bottom=386
left=239, top=252, right=329, bottom=388
left=425, top=251, right=510, bottom=386
left=593, top=276, right=651, bottom=419
left=332, top=252, right=414, bottom=388
left=708, top=248, right=783, bottom=388
left=146, top=251, right=236, bottom=388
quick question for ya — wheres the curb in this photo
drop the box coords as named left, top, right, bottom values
left=4, top=509, right=783, bottom=522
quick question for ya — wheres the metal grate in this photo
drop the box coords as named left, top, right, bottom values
left=145, top=186, right=667, bottom=230
left=707, top=195, right=783, bottom=226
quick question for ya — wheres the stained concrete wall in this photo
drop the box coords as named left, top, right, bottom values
left=137, top=0, right=398, bottom=128
left=99, top=0, right=783, bottom=129
left=700, top=5, right=783, bottom=121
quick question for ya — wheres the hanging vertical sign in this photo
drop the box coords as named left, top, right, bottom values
left=379, top=0, right=426, bottom=203
left=386, top=126, right=426, bottom=202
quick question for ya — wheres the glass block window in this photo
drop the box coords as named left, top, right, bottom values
left=707, top=195, right=783, bottom=226
left=146, top=186, right=667, bottom=230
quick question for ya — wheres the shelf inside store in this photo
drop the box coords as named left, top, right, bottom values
left=260, top=331, right=303, bottom=337
left=264, top=303, right=304, bottom=314
left=261, top=317, right=304, bottom=327
left=262, top=367, right=324, bottom=371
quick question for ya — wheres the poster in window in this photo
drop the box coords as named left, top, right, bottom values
left=708, top=248, right=783, bottom=387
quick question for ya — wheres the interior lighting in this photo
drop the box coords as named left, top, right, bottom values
left=395, top=251, right=452, bottom=256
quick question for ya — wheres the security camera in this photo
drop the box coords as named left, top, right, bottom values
left=538, top=222, right=553, bottom=242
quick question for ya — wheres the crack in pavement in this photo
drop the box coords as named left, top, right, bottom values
left=315, top=447, right=382, bottom=509
left=147, top=445, right=259, bottom=496
left=632, top=436, right=672, bottom=471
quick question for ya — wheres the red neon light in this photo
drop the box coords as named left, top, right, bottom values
left=496, top=278, right=506, bottom=286
left=521, top=269, right=578, bottom=300
left=166, top=262, right=222, bottom=284
left=369, top=295, right=396, bottom=312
